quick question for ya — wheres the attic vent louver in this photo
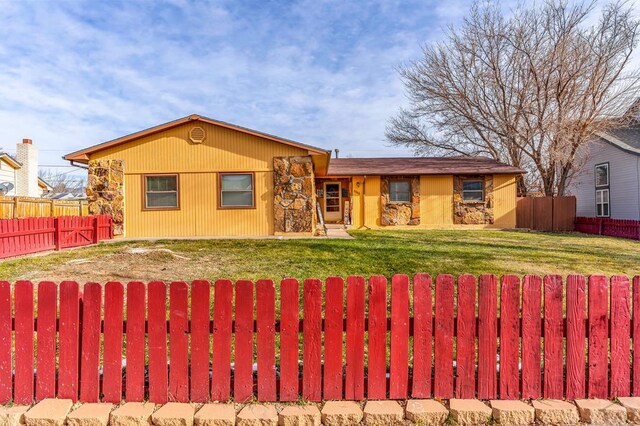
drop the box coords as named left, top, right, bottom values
left=189, top=127, right=206, bottom=144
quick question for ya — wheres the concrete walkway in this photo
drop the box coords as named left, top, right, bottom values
left=324, top=224, right=354, bottom=239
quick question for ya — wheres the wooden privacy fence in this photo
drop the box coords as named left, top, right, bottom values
left=516, top=196, right=576, bottom=231
left=576, top=216, right=640, bottom=240
left=0, top=215, right=113, bottom=259
left=0, top=196, right=88, bottom=219
left=0, top=274, right=638, bottom=404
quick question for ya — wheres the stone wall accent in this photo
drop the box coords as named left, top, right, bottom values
left=380, top=176, right=420, bottom=226
left=87, top=159, right=125, bottom=235
left=453, top=175, right=494, bottom=224
left=273, top=156, right=315, bottom=233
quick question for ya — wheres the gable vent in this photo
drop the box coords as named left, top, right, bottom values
left=189, top=126, right=206, bottom=144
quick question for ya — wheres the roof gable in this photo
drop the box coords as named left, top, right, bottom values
left=64, top=115, right=329, bottom=163
left=0, top=153, right=21, bottom=169
left=595, top=124, right=640, bottom=156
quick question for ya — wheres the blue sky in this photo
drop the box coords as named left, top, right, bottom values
left=0, top=0, right=638, bottom=179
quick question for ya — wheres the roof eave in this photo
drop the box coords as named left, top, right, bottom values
left=63, top=114, right=328, bottom=162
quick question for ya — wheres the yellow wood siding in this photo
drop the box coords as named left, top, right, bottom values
left=352, top=174, right=518, bottom=229
left=363, top=176, right=381, bottom=228
left=350, top=176, right=365, bottom=228
left=421, top=175, right=454, bottom=225
left=90, top=121, right=309, bottom=237
left=493, top=174, right=517, bottom=228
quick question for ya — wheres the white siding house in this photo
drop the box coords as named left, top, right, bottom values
left=568, top=124, right=640, bottom=220
left=0, top=139, right=52, bottom=197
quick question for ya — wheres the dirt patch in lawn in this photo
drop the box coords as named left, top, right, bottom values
left=14, top=245, right=223, bottom=283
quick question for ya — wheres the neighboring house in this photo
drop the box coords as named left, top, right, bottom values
left=568, top=122, right=640, bottom=220
left=63, top=115, right=522, bottom=238
left=0, top=139, right=52, bottom=196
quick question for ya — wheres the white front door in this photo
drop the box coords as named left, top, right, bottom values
left=323, top=182, right=342, bottom=222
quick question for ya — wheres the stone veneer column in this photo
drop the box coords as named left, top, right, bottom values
left=86, top=159, right=125, bottom=235
left=273, top=156, right=315, bottom=233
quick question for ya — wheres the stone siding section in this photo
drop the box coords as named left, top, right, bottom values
left=453, top=175, right=494, bottom=224
left=273, top=156, right=315, bottom=233
left=380, top=176, right=420, bottom=226
left=87, top=159, right=125, bottom=235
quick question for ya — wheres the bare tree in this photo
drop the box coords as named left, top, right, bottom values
left=387, top=1, right=640, bottom=195
left=38, top=169, right=85, bottom=196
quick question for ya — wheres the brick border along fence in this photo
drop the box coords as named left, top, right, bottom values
left=0, top=274, right=638, bottom=405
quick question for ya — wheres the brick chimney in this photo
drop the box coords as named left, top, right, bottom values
left=15, top=139, right=40, bottom=197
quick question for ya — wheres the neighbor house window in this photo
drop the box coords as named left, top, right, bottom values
left=389, top=180, right=411, bottom=202
left=462, top=180, right=484, bottom=201
left=595, top=163, right=610, bottom=217
left=219, top=173, right=255, bottom=208
left=144, top=175, right=179, bottom=209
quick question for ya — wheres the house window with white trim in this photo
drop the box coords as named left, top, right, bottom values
left=595, top=163, right=609, bottom=217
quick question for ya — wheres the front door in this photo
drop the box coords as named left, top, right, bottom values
left=323, top=182, right=342, bottom=222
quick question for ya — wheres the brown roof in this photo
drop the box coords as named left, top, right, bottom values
left=326, top=156, right=524, bottom=176
left=64, top=114, right=329, bottom=163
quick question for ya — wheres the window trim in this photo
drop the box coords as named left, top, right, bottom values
left=388, top=178, right=412, bottom=203
left=461, top=178, right=485, bottom=202
left=596, top=188, right=610, bottom=218
left=142, top=174, right=180, bottom=211
left=218, top=172, right=256, bottom=210
left=595, top=162, right=609, bottom=188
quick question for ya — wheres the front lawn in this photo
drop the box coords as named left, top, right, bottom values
left=1, top=230, right=638, bottom=283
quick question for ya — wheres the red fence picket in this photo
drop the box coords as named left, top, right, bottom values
left=1, top=273, right=640, bottom=403
left=0, top=215, right=113, bottom=259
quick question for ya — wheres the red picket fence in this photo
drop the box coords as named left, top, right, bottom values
left=575, top=216, right=640, bottom=240
left=0, top=274, right=638, bottom=404
left=0, top=215, right=113, bottom=259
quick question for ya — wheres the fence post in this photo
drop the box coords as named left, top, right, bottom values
left=54, top=217, right=62, bottom=251
left=92, top=216, right=99, bottom=244
left=13, top=198, right=18, bottom=219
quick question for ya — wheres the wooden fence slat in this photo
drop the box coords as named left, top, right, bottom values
left=148, top=281, right=168, bottom=403
left=125, top=281, right=146, bottom=402
left=456, top=274, right=476, bottom=399
left=477, top=274, right=497, bottom=400
left=324, top=277, right=344, bottom=400
left=303, top=278, right=322, bottom=402
left=103, top=282, right=124, bottom=403
left=58, top=281, right=80, bottom=401
left=345, top=276, right=365, bottom=400
left=367, top=275, right=387, bottom=400
left=521, top=275, right=542, bottom=399
left=565, top=275, right=586, bottom=400
left=434, top=274, right=454, bottom=399
left=234, top=280, right=254, bottom=403
left=543, top=275, right=563, bottom=399
left=36, top=281, right=56, bottom=401
left=14, top=281, right=34, bottom=404
left=211, top=279, right=233, bottom=401
left=279, top=278, right=299, bottom=401
left=610, top=275, right=631, bottom=397
left=190, top=280, right=210, bottom=402
left=634, top=276, right=640, bottom=396
left=588, top=275, right=608, bottom=398
left=412, top=274, right=432, bottom=399
left=169, top=281, right=189, bottom=402
left=256, top=279, right=276, bottom=402
left=500, top=275, right=520, bottom=399
left=390, top=274, right=409, bottom=400
left=80, top=282, right=102, bottom=402
left=0, top=282, right=11, bottom=403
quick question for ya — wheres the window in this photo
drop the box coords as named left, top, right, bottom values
left=596, top=189, right=610, bottom=217
left=219, top=173, right=254, bottom=208
left=144, top=175, right=179, bottom=209
left=389, top=180, right=411, bottom=202
left=595, top=163, right=609, bottom=187
left=595, top=163, right=610, bottom=217
left=462, top=180, right=484, bottom=201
